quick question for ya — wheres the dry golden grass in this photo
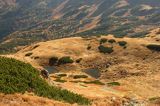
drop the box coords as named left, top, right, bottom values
left=0, top=93, right=72, bottom=106
left=3, top=33, right=160, bottom=106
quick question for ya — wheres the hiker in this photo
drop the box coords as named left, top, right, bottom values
left=41, top=69, right=49, bottom=79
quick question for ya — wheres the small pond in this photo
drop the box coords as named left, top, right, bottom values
left=44, top=66, right=59, bottom=74
left=84, top=68, right=101, bottom=79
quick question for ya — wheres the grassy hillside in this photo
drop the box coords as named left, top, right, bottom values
left=0, top=57, right=90, bottom=105
left=7, top=35, right=160, bottom=106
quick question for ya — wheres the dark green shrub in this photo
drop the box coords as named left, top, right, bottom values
left=98, top=45, right=113, bottom=54
left=0, top=57, right=90, bottom=105
left=25, top=52, right=33, bottom=56
left=108, top=39, right=116, bottom=43
left=54, top=78, right=67, bottom=83
left=57, top=73, right=67, bottom=77
left=49, top=56, right=58, bottom=66
left=118, top=41, right=127, bottom=47
left=73, top=75, right=88, bottom=79
left=107, top=82, right=120, bottom=86
left=58, top=56, right=74, bottom=64
left=146, top=44, right=160, bottom=51
left=76, top=58, right=82, bottom=63
left=100, top=38, right=107, bottom=44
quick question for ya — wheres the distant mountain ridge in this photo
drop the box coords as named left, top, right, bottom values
left=0, top=0, right=16, bottom=6
left=0, top=0, right=159, bottom=53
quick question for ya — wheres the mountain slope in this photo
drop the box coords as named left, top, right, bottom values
left=0, top=0, right=160, bottom=54
left=5, top=34, right=160, bottom=106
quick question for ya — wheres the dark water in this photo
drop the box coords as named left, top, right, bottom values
left=84, top=68, right=101, bottom=79
left=44, top=66, right=59, bottom=74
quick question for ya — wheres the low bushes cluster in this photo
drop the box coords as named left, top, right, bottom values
left=98, top=45, right=114, bottom=54
left=0, top=57, right=90, bottom=105
left=49, top=56, right=74, bottom=65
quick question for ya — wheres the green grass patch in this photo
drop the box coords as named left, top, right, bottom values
left=70, top=80, right=104, bottom=85
left=54, top=78, right=67, bottom=83
left=73, top=75, right=88, bottom=79
left=0, top=57, right=90, bottom=105
left=70, top=81, right=80, bottom=83
left=57, top=73, right=67, bottom=77
left=107, top=82, right=120, bottom=86
left=84, top=80, right=105, bottom=85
